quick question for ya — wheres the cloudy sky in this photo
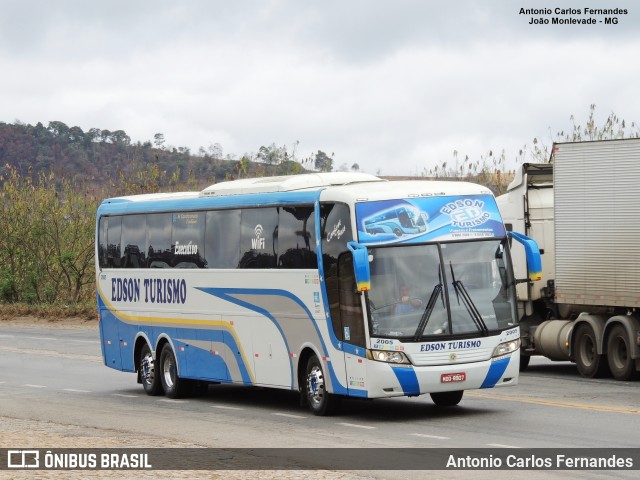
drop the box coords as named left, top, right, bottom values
left=1, top=0, right=639, bottom=175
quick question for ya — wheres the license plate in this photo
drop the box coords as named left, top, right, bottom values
left=441, top=372, right=466, bottom=383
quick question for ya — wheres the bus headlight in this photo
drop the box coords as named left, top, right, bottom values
left=492, top=338, right=521, bottom=358
left=367, top=349, right=410, bottom=364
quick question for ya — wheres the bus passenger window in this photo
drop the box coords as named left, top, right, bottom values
left=172, top=212, right=206, bottom=268
left=239, top=208, right=278, bottom=269
left=205, top=209, right=241, bottom=268
left=122, top=214, right=147, bottom=268
left=147, top=213, right=172, bottom=268
left=278, top=206, right=317, bottom=269
left=106, top=216, right=122, bottom=268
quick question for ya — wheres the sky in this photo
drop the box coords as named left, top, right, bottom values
left=1, top=0, right=639, bottom=176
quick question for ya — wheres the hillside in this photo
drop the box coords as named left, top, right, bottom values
left=0, top=121, right=310, bottom=193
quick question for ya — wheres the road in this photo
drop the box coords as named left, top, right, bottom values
left=1, top=324, right=639, bottom=479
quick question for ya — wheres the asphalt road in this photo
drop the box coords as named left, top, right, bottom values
left=1, top=324, right=639, bottom=478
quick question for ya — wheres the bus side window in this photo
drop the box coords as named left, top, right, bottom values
left=98, top=217, right=108, bottom=268
left=147, top=213, right=172, bottom=268
left=338, top=253, right=365, bottom=347
left=205, top=209, right=241, bottom=268
left=122, top=214, right=147, bottom=268
left=172, top=212, right=206, bottom=268
left=320, top=202, right=353, bottom=341
left=278, top=206, right=317, bottom=269
left=239, top=207, right=278, bottom=269
left=106, top=216, right=122, bottom=268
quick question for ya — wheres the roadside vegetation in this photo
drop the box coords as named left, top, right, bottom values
left=1, top=106, right=638, bottom=319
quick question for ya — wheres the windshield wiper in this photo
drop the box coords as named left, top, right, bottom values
left=413, top=282, right=443, bottom=341
left=449, top=262, right=489, bottom=336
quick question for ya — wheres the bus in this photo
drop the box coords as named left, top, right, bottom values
left=364, top=204, right=428, bottom=238
left=95, top=172, right=541, bottom=415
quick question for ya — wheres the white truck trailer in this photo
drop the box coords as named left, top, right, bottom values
left=496, top=138, right=640, bottom=380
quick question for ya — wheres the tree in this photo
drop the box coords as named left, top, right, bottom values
left=314, top=150, right=333, bottom=172
left=154, top=133, right=165, bottom=149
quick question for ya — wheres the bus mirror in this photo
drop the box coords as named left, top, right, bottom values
left=347, top=241, right=371, bottom=292
left=507, top=231, right=542, bottom=282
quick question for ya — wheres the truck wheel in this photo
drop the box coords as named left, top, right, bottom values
left=574, top=324, right=609, bottom=378
left=305, top=355, right=339, bottom=416
left=430, top=390, right=463, bottom=407
left=159, top=345, right=189, bottom=399
left=139, top=343, right=163, bottom=396
left=607, top=325, right=638, bottom=381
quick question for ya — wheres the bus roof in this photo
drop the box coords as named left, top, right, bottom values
left=98, top=173, right=494, bottom=216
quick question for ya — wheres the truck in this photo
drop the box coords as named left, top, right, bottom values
left=496, top=138, right=640, bottom=380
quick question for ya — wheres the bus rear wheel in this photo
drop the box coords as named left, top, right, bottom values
left=139, top=343, right=163, bottom=396
left=574, top=324, right=609, bottom=378
left=607, top=325, right=638, bottom=381
left=305, top=355, right=339, bottom=416
left=430, top=390, right=463, bottom=407
left=159, top=345, right=189, bottom=399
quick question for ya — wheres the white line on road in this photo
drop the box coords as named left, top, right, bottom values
left=410, top=433, right=450, bottom=440
left=487, top=443, right=521, bottom=448
left=111, top=393, right=139, bottom=398
left=272, top=413, right=307, bottom=419
left=158, top=399, right=187, bottom=404
left=67, top=339, right=99, bottom=344
left=0, top=334, right=15, bottom=338
left=211, top=405, right=245, bottom=411
left=25, top=336, right=56, bottom=341
left=63, top=388, right=91, bottom=393
left=23, top=384, right=47, bottom=388
left=338, top=422, right=376, bottom=430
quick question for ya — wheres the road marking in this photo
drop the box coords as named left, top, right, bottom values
left=338, top=422, right=376, bottom=430
left=272, top=413, right=307, bottom=419
left=63, top=388, right=91, bottom=393
left=158, top=399, right=187, bottom=404
left=0, top=381, right=6, bottom=384
left=211, top=405, right=245, bottom=411
left=0, top=334, right=15, bottom=338
left=67, top=339, right=99, bottom=344
left=410, top=433, right=450, bottom=440
left=23, top=384, right=47, bottom=388
left=468, top=391, right=640, bottom=415
left=25, top=336, right=56, bottom=341
left=111, top=393, right=139, bottom=398
left=487, top=443, right=520, bottom=448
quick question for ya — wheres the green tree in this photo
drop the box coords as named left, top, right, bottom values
left=314, top=150, right=333, bottom=172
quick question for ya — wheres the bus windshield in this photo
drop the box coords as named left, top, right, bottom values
left=367, top=239, right=516, bottom=339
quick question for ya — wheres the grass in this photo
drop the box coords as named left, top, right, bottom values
left=0, top=303, right=98, bottom=321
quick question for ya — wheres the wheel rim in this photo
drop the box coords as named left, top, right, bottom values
left=578, top=332, right=596, bottom=367
left=163, top=353, right=176, bottom=389
left=307, top=365, right=325, bottom=407
left=141, top=352, right=155, bottom=385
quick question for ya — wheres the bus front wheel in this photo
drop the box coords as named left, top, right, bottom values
left=305, top=355, right=339, bottom=416
left=430, top=390, right=463, bottom=407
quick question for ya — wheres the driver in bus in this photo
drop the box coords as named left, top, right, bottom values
left=394, top=284, right=423, bottom=314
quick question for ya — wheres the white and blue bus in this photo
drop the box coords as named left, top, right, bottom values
left=96, top=172, right=541, bottom=415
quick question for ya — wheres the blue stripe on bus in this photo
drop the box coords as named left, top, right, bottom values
left=196, top=287, right=348, bottom=395
left=390, top=366, right=420, bottom=396
left=480, top=357, right=510, bottom=388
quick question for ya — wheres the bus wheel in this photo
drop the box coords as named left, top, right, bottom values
left=139, top=343, right=163, bottom=396
left=305, top=355, right=339, bottom=416
left=607, top=325, right=638, bottom=381
left=574, top=324, right=609, bottom=378
left=430, top=390, right=463, bottom=407
left=159, top=345, right=188, bottom=399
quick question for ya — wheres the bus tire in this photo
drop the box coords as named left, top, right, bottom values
left=607, top=325, right=639, bottom=381
left=574, top=324, right=609, bottom=378
left=159, top=345, right=189, bottom=399
left=139, top=343, right=163, bottom=396
left=305, top=355, right=339, bottom=416
left=430, top=390, right=463, bottom=407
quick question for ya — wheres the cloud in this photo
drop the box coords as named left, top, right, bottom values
left=1, top=0, right=639, bottom=176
